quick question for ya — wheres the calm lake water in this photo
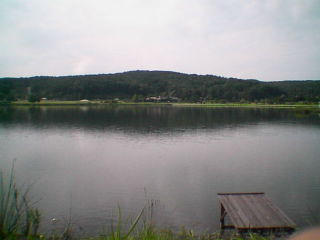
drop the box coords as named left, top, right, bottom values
left=0, top=105, right=320, bottom=235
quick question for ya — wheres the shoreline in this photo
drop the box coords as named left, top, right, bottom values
left=1, top=100, right=319, bottom=109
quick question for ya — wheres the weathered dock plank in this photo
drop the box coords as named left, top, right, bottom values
left=218, top=192, right=296, bottom=232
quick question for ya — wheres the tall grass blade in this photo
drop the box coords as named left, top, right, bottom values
left=116, top=205, right=122, bottom=240
left=122, top=206, right=144, bottom=240
left=0, top=163, right=40, bottom=239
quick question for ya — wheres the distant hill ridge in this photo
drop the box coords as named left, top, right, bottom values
left=0, top=70, right=319, bottom=102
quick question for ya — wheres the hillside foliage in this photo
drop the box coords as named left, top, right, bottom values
left=0, top=71, right=319, bottom=103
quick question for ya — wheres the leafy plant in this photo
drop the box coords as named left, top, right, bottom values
left=0, top=164, right=40, bottom=239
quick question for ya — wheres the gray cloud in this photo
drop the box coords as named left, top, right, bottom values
left=0, top=0, right=319, bottom=80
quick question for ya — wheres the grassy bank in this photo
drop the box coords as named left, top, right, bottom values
left=5, top=100, right=320, bottom=109
left=7, top=100, right=173, bottom=106
left=82, top=227, right=275, bottom=240
left=10, top=100, right=108, bottom=106
left=173, top=102, right=319, bottom=109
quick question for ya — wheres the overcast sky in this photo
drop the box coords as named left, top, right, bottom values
left=1, top=0, right=320, bottom=80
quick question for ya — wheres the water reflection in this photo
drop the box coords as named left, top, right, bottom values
left=0, top=105, right=319, bottom=236
left=1, top=105, right=319, bottom=133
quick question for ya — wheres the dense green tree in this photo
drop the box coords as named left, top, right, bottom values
left=28, top=94, right=41, bottom=103
left=0, top=71, right=319, bottom=103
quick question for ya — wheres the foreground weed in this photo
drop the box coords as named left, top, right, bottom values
left=0, top=164, right=40, bottom=239
left=108, top=206, right=144, bottom=240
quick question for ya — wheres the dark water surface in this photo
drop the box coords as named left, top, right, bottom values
left=0, top=105, right=320, bottom=235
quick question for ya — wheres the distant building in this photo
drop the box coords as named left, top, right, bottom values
left=80, top=99, right=89, bottom=102
left=145, top=96, right=179, bottom=102
left=145, top=96, right=161, bottom=102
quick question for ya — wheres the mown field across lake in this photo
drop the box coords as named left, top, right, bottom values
left=4, top=100, right=320, bottom=110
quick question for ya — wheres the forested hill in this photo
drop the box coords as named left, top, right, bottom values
left=0, top=70, right=320, bottom=103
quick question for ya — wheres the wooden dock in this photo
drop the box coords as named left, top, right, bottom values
left=218, top=192, right=296, bottom=234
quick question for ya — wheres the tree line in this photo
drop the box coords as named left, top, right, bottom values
left=0, top=70, right=319, bottom=103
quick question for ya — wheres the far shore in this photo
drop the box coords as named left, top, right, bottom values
left=2, top=100, right=319, bottom=110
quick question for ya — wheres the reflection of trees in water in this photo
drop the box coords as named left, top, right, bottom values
left=0, top=106, right=319, bottom=133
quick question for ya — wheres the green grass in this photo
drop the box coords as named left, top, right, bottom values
left=83, top=227, right=275, bottom=240
left=172, top=102, right=319, bottom=108
left=8, top=100, right=318, bottom=109
left=10, top=100, right=174, bottom=106
left=11, top=100, right=108, bottom=106
left=0, top=164, right=40, bottom=239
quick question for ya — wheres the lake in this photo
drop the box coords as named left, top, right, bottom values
left=0, top=105, right=319, bottom=235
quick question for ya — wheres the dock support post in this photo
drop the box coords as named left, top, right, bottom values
left=220, top=204, right=226, bottom=229
left=219, top=204, right=227, bottom=236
